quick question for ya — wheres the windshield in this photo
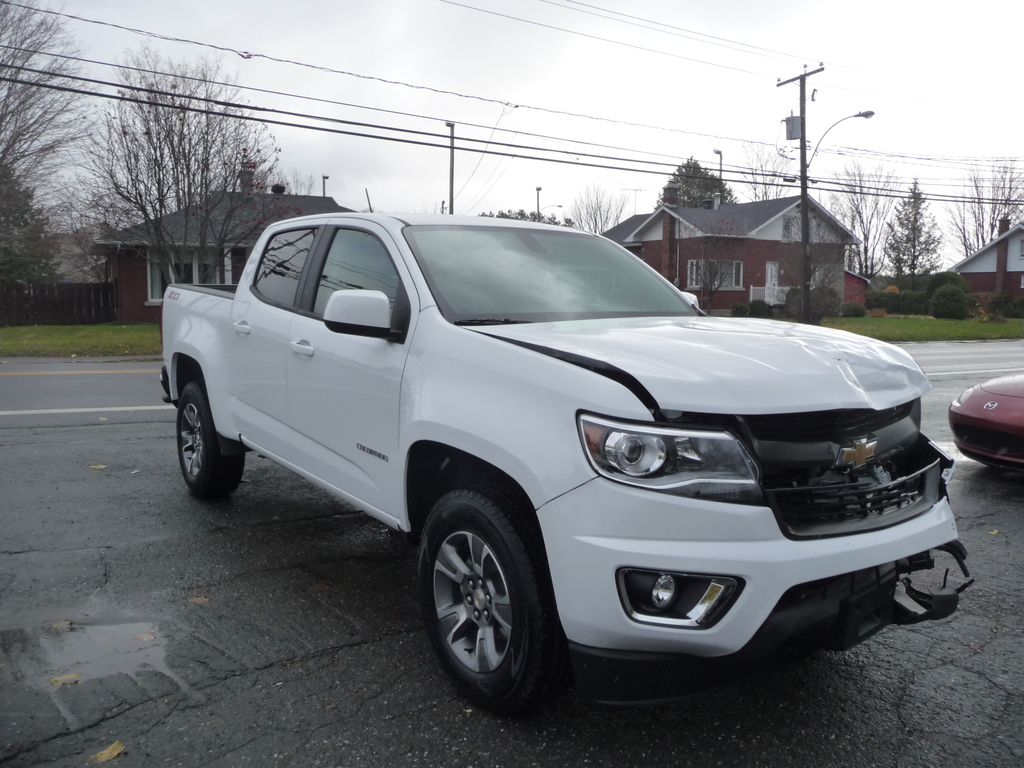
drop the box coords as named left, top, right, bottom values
left=403, top=225, right=697, bottom=324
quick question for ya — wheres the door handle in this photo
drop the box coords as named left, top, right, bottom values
left=232, top=321, right=251, bottom=336
left=290, top=340, right=315, bottom=357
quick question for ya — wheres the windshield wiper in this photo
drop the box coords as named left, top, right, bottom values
left=454, top=318, right=531, bottom=326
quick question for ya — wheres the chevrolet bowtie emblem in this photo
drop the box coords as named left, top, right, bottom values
left=838, top=438, right=877, bottom=468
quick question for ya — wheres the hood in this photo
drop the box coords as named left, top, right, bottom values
left=477, top=316, right=930, bottom=415
left=979, top=374, right=1024, bottom=398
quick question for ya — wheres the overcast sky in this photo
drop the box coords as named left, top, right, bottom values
left=47, top=0, right=1023, bottom=259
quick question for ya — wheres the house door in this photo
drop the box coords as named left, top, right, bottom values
left=765, top=261, right=780, bottom=304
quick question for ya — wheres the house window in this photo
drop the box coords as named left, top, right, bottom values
left=1020, top=274, right=1024, bottom=290
left=147, top=251, right=233, bottom=302
left=782, top=214, right=799, bottom=242
left=687, top=260, right=743, bottom=289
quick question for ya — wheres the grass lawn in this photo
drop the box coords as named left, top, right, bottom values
left=0, top=324, right=161, bottom=357
left=1, top=316, right=1021, bottom=357
left=822, top=315, right=1024, bottom=342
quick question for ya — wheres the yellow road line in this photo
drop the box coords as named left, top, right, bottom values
left=0, top=369, right=160, bottom=376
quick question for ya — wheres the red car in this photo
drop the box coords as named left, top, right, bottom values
left=949, top=374, right=1024, bottom=469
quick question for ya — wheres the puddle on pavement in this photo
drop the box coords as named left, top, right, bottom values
left=37, top=622, right=166, bottom=682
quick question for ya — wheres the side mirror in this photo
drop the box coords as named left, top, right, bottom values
left=323, top=290, right=398, bottom=339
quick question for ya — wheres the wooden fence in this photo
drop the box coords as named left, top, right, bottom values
left=0, top=281, right=117, bottom=327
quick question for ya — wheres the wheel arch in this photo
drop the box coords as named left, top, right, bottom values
left=405, top=440, right=539, bottom=544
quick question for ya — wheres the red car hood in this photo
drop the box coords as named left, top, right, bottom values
left=979, top=375, right=1024, bottom=398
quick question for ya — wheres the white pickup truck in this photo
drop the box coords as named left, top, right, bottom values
left=161, top=213, right=970, bottom=713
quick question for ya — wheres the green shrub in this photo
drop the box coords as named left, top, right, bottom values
left=931, top=285, right=969, bottom=320
left=926, top=271, right=972, bottom=298
left=748, top=299, right=771, bottom=318
left=866, top=289, right=928, bottom=314
left=731, top=302, right=749, bottom=317
left=988, top=293, right=1024, bottom=318
left=841, top=301, right=867, bottom=317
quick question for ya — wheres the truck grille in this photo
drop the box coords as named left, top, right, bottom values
left=743, top=402, right=914, bottom=442
left=764, top=450, right=942, bottom=539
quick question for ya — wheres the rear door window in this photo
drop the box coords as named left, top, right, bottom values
left=252, top=228, right=317, bottom=307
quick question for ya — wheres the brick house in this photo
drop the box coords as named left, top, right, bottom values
left=604, top=188, right=862, bottom=313
left=96, top=186, right=351, bottom=322
left=951, top=217, right=1024, bottom=296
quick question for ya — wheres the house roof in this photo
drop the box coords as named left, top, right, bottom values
left=622, top=195, right=858, bottom=245
left=600, top=213, right=649, bottom=247
left=952, top=222, right=1024, bottom=271
left=97, top=192, right=353, bottom=249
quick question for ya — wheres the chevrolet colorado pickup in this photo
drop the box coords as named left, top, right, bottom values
left=161, top=213, right=969, bottom=713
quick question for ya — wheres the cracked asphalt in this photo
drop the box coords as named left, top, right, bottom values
left=1, top=347, right=1022, bottom=767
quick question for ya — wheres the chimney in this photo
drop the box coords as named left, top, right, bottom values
left=999, top=216, right=1011, bottom=235
left=238, top=168, right=255, bottom=189
left=713, top=192, right=721, bottom=211
left=663, top=184, right=679, bottom=207
left=271, top=183, right=286, bottom=195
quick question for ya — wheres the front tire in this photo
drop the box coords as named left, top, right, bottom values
left=176, top=382, right=244, bottom=498
left=417, top=487, right=568, bottom=713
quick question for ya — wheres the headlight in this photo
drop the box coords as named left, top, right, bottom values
left=952, top=387, right=974, bottom=407
left=578, top=414, right=762, bottom=503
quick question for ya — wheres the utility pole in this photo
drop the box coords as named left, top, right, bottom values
left=445, top=122, right=455, bottom=215
left=777, top=65, right=823, bottom=324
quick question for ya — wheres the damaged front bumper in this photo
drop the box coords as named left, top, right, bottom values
left=570, top=539, right=972, bottom=704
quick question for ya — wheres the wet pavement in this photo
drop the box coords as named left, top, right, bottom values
left=1, top=345, right=1023, bottom=767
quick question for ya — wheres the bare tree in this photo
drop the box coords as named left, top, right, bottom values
left=828, top=161, right=900, bottom=278
left=947, top=162, right=1024, bottom=259
left=567, top=183, right=628, bottom=233
left=740, top=143, right=793, bottom=202
left=0, top=0, right=84, bottom=188
left=278, top=168, right=318, bottom=196
left=84, top=47, right=279, bottom=283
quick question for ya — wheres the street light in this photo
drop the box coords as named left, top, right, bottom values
left=321, top=175, right=329, bottom=197
left=445, top=121, right=455, bottom=215
left=797, top=109, right=874, bottom=323
left=809, top=111, right=874, bottom=168
left=536, top=186, right=542, bottom=221
left=541, top=204, right=563, bottom=223
left=713, top=149, right=723, bottom=179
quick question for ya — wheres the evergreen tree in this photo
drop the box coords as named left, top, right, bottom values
left=883, top=180, right=942, bottom=290
left=657, top=157, right=737, bottom=208
left=0, top=165, right=58, bottom=283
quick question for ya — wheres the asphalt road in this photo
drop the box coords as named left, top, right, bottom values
left=1, top=342, right=1022, bottom=768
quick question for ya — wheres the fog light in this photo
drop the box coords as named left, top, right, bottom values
left=617, top=568, right=742, bottom=628
left=651, top=573, right=676, bottom=609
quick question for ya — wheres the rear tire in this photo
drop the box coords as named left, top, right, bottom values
left=176, top=382, right=244, bottom=498
left=417, top=486, right=568, bottom=714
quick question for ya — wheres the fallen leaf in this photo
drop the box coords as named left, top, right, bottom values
left=90, top=465, right=107, bottom=470
left=188, top=597, right=209, bottom=604
left=91, top=741, right=124, bottom=763
left=98, top=417, right=107, bottom=421
left=134, top=632, right=156, bottom=642
left=50, top=673, right=82, bottom=686
left=989, top=530, right=1000, bottom=535
left=50, top=620, right=72, bottom=629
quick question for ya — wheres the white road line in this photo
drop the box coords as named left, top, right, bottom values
left=0, top=405, right=174, bottom=416
left=924, top=367, right=1024, bottom=377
